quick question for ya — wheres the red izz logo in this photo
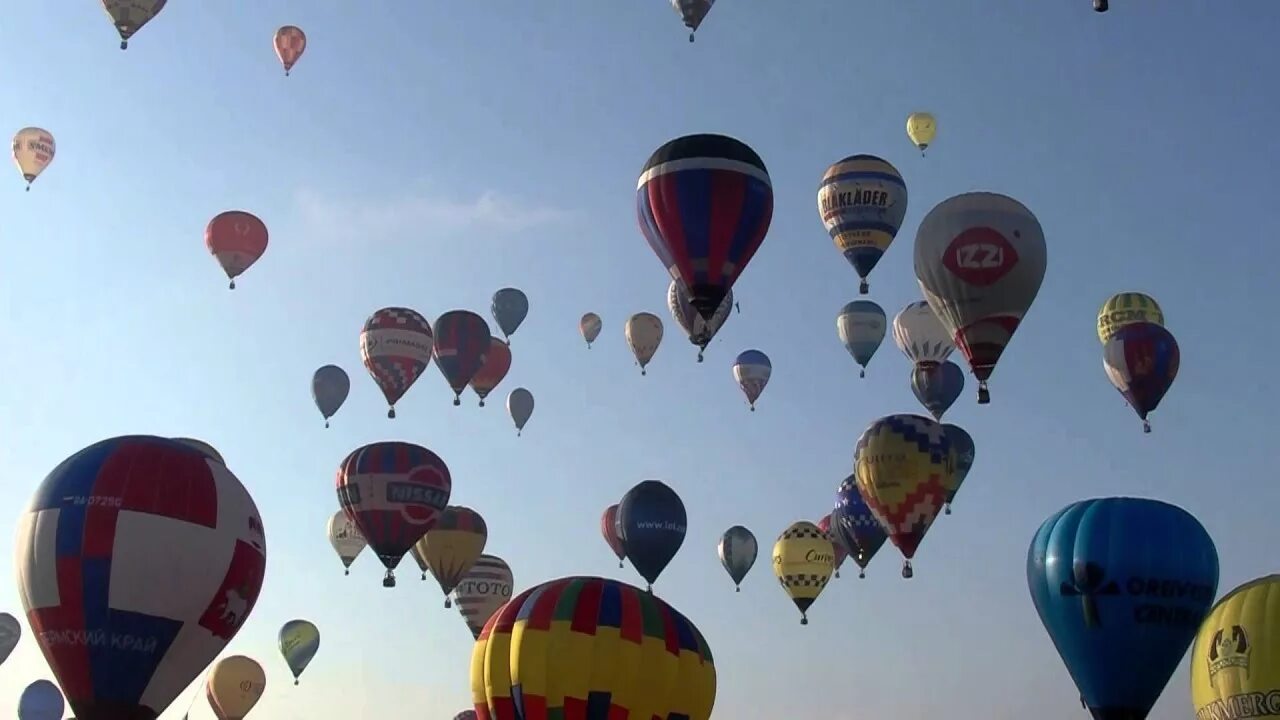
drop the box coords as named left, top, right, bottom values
left=942, top=227, right=1019, bottom=287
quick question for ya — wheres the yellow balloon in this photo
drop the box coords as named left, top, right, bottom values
left=771, top=521, right=834, bottom=625
left=206, top=655, right=266, bottom=720
left=1096, top=292, right=1164, bottom=344
left=414, top=506, right=488, bottom=607
left=906, top=112, right=937, bottom=154
left=1190, top=575, right=1280, bottom=719
left=12, top=127, right=55, bottom=190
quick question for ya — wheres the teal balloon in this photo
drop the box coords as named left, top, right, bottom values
left=278, top=619, right=321, bottom=684
left=491, top=288, right=529, bottom=341
left=835, top=300, right=886, bottom=377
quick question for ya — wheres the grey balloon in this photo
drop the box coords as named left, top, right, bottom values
left=312, top=365, right=351, bottom=428
left=491, top=288, right=529, bottom=342
left=506, top=387, right=534, bottom=436
left=718, top=525, right=758, bottom=591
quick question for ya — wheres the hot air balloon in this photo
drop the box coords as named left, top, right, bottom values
left=1191, top=575, right=1280, bottom=719
left=414, top=506, right=488, bottom=608
left=409, top=543, right=430, bottom=580
left=491, top=288, right=529, bottom=342
left=732, top=349, right=771, bottom=411
left=626, top=312, right=664, bottom=375
left=311, top=364, right=350, bottom=428
left=359, top=307, right=434, bottom=418
left=580, top=312, right=602, bottom=348
left=671, top=0, right=716, bottom=42
left=618, top=480, right=687, bottom=591
left=816, top=514, right=849, bottom=578
left=278, top=620, right=320, bottom=685
left=855, top=415, right=951, bottom=578
left=0, top=612, right=20, bottom=666
left=637, top=134, right=773, bottom=321
left=15, top=436, right=266, bottom=720
left=469, top=337, right=511, bottom=407
left=915, top=192, right=1047, bottom=404
left=910, top=360, right=965, bottom=421
left=893, top=300, right=956, bottom=368
left=471, top=577, right=715, bottom=719
left=18, top=680, right=63, bottom=720
left=773, top=521, right=835, bottom=625
left=455, top=712, right=478, bottom=720
left=12, top=128, right=55, bottom=191
left=171, top=437, right=226, bottom=465
left=718, top=525, right=758, bottom=591
left=836, top=300, right=886, bottom=378
left=602, top=503, right=627, bottom=568
left=102, top=0, right=167, bottom=49
left=906, top=112, right=937, bottom=155
left=1028, top=498, right=1218, bottom=720
left=273, top=25, right=306, bottom=76
left=434, top=310, right=492, bottom=406
left=507, top=387, right=534, bottom=436
left=830, top=473, right=888, bottom=578
left=206, top=210, right=268, bottom=290
left=454, top=554, right=513, bottom=641
left=817, top=154, right=908, bottom=294
left=327, top=509, right=366, bottom=575
left=941, top=423, right=974, bottom=515
left=207, top=655, right=265, bottom=720
left=1104, top=322, right=1180, bottom=433
left=1097, top=292, right=1164, bottom=344
left=336, top=441, right=451, bottom=587
left=668, top=280, right=733, bottom=362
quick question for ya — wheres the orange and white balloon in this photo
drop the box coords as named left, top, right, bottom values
left=12, top=128, right=55, bottom=191
left=273, top=26, right=307, bottom=76
left=205, top=211, right=268, bottom=290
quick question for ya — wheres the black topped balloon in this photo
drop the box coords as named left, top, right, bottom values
left=617, top=480, right=687, bottom=592
left=637, top=134, right=773, bottom=322
left=671, top=0, right=716, bottom=42
left=490, top=288, right=528, bottom=343
left=432, top=311, right=492, bottom=406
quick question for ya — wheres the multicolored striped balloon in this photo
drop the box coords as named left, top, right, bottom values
left=471, top=576, right=715, bottom=720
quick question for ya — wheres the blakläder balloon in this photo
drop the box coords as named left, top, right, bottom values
left=16, top=435, right=266, bottom=720
left=637, top=133, right=773, bottom=321
left=471, top=576, right=716, bottom=720
left=818, top=153, right=908, bottom=294
left=1028, top=497, right=1218, bottom=720
left=1190, top=575, right=1280, bottom=719
left=914, top=192, right=1047, bottom=404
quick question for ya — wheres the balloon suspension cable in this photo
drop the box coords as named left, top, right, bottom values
left=453, top=396, right=461, bottom=407
left=860, top=368, right=866, bottom=378
left=1143, top=419, right=1152, bottom=434
left=902, top=561, right=914, bottom=579
left=977, top=383, right=990, bottom=405
left=387, top=407, right=396, bottom=419
left=228, top=279, right=236, bottom=290
left=383, top=569, right=396, bottom=588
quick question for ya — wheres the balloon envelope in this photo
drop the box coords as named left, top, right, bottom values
left=311, top=364, right=350, bottom=424
left=1097, top=292, right=1164, bottom=344
left=102, top=0, right=167, bottom=48
left=906, top=112, right=937, bottom=151
left=625, top=312, right=664, bottom=371
left=327, top=509, right=367, bottom=571
left=453, top=554, right=514, bottom=641
left=18, top=680, right=64, bottom=720
left=830, top=473, right=887, bottom=576
left=817, top=154, right=908, bottom=293
left=637, top=134, right=772, bottom=320
left=941, top=424, right=975, bottom=512
left=617, top=480, right=687, bottom=588
left=207, top=655, right=265, bottom=720
left=491, top=288, right=529, bottom=340
left=16, top=436, right=266, bottom=720
left=579, top=313, right=602, bottom=346
left=278, top=619, right=320, bottom=683
left=469, top=338, right=512, bottom=404
left=601, top=503, right=626, bottom=563
left=732, top=350, right=771, bottom=409
left=273, top=25, right=306, bottom=74
left=506, top=387, right=534, bottom=434
left=773, top=521, right=835, bottom=624
left=206, top=211, right=268, bottom=288
left=718, top=525, right=758, bottom=589
left=910, top=360, right=965, bottom=421
left=359, top=307, right=434, bottom=416
left=1027, top=497, right=1218, bottom=720
left=1191, top=575, right=1280, bottom=718
left=0, top=612, right=20, bottom=665
left=433, top=311, right=493, bottom=403
left=170, top=437, right=225, bottom=465
left=415, top=506, right=488, bottom=601
left=892, top=300, right=955, bottom=366
left=1103, top=322, right=1180, bottom=432
left=836, top=300, right=887, bottom=374
left=471, top=576, right=715, bottom=720
left=668, top=280, right=732, bottom=358
left=12, top=127, right=55, bottom=187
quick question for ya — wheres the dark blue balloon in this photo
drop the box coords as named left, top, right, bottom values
left=617, top=480, right=687, bottom=590
left=1027, top=497, right=1219, bottom=719
left=941, top=424, right=975, bottom=514
left=830, top=473, right=887, bottom=578
left=910, top=360, right=965, bottom=421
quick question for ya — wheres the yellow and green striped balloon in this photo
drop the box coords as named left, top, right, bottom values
left=1097, top=292, right=1164, bottom=343
left=470, top=576, right=714, bottom=720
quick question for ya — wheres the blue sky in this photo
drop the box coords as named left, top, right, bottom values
left=1, top=2, right=1277, bottom=718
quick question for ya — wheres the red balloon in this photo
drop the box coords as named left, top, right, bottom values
left=468, top=337, right=512, bottom=407
left=336, top=441, right=451, bottom=587
left=205, top=211, right=268, bottom=289
left=600, top=504, right=625, bottom=566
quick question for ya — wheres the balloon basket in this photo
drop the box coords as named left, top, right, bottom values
left=901, top=562, right=914, bottom=579
left=445, top=598, right=452, bottom=609
left=735, top=586, right=740, bottom=593
left=383, top=571, right=396, bottom=588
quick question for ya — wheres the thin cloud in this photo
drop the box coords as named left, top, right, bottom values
left=294, top=185, right=573, bottom=239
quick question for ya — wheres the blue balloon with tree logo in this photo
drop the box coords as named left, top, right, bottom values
left=1027, top=497, right=1219, bottom=720
left=617, top=480, right=687, bottom=592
